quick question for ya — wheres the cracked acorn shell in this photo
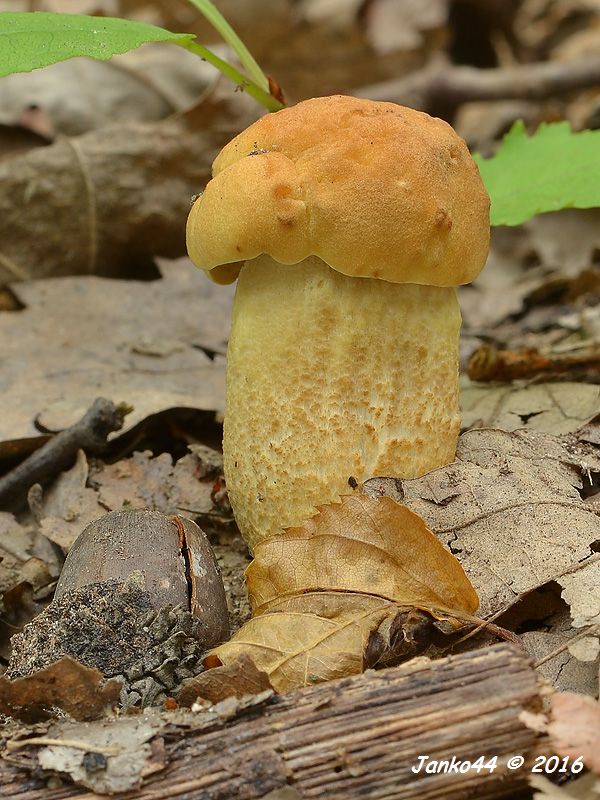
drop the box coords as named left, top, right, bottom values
left=55, top=509, right=229, bottom=648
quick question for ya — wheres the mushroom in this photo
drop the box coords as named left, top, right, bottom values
left=186, top=95, right=490, bottom=551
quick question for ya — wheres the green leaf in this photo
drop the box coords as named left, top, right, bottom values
left=475, top=120, right=600, bottom=226
left=0, top=12, right=194, bottom=77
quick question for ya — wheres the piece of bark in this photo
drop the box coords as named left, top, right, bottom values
left=0, top=643, right=548, bottom=799
left=467, top=343, right=600, bottom=383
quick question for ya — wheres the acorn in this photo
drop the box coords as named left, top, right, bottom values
left=55, top=509, right=229, bottom=644
left=7, top=510, right=230, bottom=708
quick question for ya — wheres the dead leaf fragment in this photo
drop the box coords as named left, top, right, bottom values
left=0, top=657, right=122, bottom=722
left=549, top=692, right=600, bottom=774
left=177, top=653, right=273, bottom=707
left=1, top=260, right=231, bottom=453
left=560, top=559, right=600, bottom=628
left=32, top=450, right=105, bottom=551
left=32, top=712, right=165, bottom=794
left=461, top=379, right=600, bottom=434
left=0, top=512, right=54, bottom=608
left=30, top=446, right=225, bottom=551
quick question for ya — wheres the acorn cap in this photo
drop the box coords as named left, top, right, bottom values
left=186, top=95, right=490, bottom=287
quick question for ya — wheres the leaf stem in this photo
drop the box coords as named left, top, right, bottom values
left=185, top=0, right=270, bottom=92
left=174, top=39, right=283, bottom=112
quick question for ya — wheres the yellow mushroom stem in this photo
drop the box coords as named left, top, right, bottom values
left=224, top=254, right=462, bottom=551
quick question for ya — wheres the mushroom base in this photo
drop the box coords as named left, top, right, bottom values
left=224, top=255, right=462, bottom=550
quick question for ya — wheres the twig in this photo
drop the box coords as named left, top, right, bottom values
left=0, top=398, right=130, bottom=509
left=534, top=624, right=600, bottom=668
left=453, top=554, right=600, bottom=647
left=358, top=56, right=600, bottom=115
left=468, top=343, right=600, bottom=383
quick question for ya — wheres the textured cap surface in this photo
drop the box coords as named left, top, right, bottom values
left=186, top=95, right=490, bottom=287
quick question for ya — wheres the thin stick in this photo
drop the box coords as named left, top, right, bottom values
left=0, top=398, right=130, bottom=509
left=534, top=624, right=600, bottom=668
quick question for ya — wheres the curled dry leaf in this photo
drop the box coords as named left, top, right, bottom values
left=366, top=428, right=600, bottom=619
left=0, top=656, right=122, bottom=723
left=199, top=494, right=478, bottom=692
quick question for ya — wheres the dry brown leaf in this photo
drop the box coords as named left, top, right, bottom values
left=0, top=513, right=54, bottom=607
left=177, top=653, right=272, bottom=707
left=0, top=656, right=122, bottom=722
left=560, top=560, right=600, bottom=628
left=549, top=692, right=600, bottom=774
left=31, top=450, right=105, bottom=551
left=248, top=494, right=478, bottom=615
left=205, top=594, right=397, bottom=691
left=460, top=378, right=600, bottom=434
left=202, top=495, right=478, bottom=691
left=1, top=259, right=232, bottom=453
left=29, top=446, right=224, bottom=551
left=366, top=428, right=600, bottom=619
left=522, top=622, right=599, bottom=697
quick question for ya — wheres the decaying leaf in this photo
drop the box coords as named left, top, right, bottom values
left=366, top=428, right=600, bottom=619
left=177, top=653, right=273, bottom=707
left=30, top=449, right=105, bottom=551
left=199, top=494, right=478, bottom=692
left=1, top=259, right=232, bottom=455
left=549, top=692, right=600, bottom=774
left=21, top=712, right=166, bottom=794
left=521, top=611, right=600, bottom=697
left=560, top=560, right=600, bottom=628
left=461, top=378, right=600, bottom=434
left=248, top=494, right=479, bottom=615
left=0, top=512, right=60, bottom=660
left=0, top=512, right=55, bottom=608
left=0, top=656, right=122, bottom=722
left=30, top=446, right=225, bottom=551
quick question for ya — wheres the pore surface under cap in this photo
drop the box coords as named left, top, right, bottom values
left=186, top=95, right=490, bottom=286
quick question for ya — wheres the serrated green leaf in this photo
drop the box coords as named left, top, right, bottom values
left=0, top=12, right=194, bottom=77
left=475, top=120, right=600, bottom=226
